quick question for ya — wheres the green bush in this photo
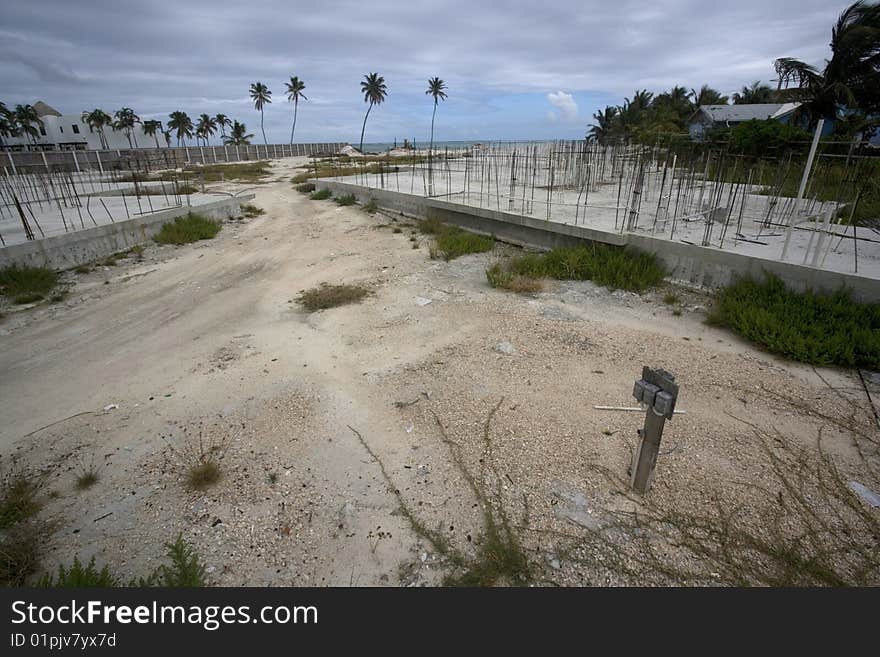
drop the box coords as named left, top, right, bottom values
left=154, top=213, right=221, bottom=245
left=0, top=265, right=58, bottom=304
left=727, top=119, right=812, bottom=157
left=707, top=274, right=880, bottom=368
left=335, top=194, right=357, bottom=206
left=37, top=557, right=119, bottom=587
left=489, top=244, right=665, bottom=293
left=310, top=189, right=331, bottom=200
left=37, top=535, right=206, bottom=588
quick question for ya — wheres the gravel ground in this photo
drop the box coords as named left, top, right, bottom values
left=1, top=157, right=877, bottom=587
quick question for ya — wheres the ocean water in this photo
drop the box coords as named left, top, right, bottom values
left=360, top=139, right=549, bottom=152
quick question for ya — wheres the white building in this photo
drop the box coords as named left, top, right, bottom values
left=4, top=101, right=160, bottom=151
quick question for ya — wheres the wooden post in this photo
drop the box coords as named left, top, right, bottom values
left=630, top=367, right=679, bottom=494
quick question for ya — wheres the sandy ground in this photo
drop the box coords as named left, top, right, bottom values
left=1, top=157, right=878, bottom=586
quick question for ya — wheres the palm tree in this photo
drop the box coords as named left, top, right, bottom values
left=142, top=119, right=163, bottom=148
left=113, top=107, right=141, bottom=148
left=732, top=81, right=776, bottom=104
left=587, top=106, right=619, bottom=143
left=775, top=1, right=880, bottom=127
left=214, top=113, right=232, bottom=141
left=0, top=101, right=18, bottom=149
left=359, top=72, right=388, bottom=153
left=223, top=120, right=253, bottom=146
left=81, top=109, right=112, bottom=148
left=14, top=104, right=43, bottom=145
left=163, top=130, right=172, bottom=148
left=425, top=77, right=447, bottom=154
left=196, top=113, right=217, bottom=146
left=167, top=111, right=194, bottom=147
left=249, top=82, right=272, bottom=145
left=691, top=85, right=729, bottom=107
left=284, top=76, right=308, bottom=145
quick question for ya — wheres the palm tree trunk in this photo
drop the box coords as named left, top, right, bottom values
left=260, top=109, right=267, bottom=146
left=359, top=102, right=373, bottom=153
left=429, top=100, right=437, bottom=194
left=154, top=135, right=160, bottom=149
left=132, top=131, right=138, bottom=148
left=290, top=100, right=299, bottom=145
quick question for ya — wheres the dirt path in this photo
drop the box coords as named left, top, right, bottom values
left=2, top=158, right=877, bottom=586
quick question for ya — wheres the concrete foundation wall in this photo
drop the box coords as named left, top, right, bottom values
left=3, top=143, right=348, bottom=175
left=0, top=195, right=254, bottom=271
left=320, top=180, right=880, bottom=302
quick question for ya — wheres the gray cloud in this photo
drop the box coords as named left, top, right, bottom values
left=0, top=0, right=852, bottom=142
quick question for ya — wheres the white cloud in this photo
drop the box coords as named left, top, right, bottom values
left=547, top=91, right=578, bottom=122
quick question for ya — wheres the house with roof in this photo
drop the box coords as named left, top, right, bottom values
left=3, top=101, right=154, bottom=151
left=687, top=103, right=808, bottom=140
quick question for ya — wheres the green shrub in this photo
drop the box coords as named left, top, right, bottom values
left=707, top=274, right=880, bottom=368
left=154, top=213, right=221, bottom=245
left=362, top=198, right=378, bottom=214
left=727, top=119, right=812, bottom=157
left=489, top=244, right=665, bottom=293
left=37, top=535, right=206, bottom=588
left=310, top=189, right=332, bottom=200
left=335, top=194, right=357, bottom=206
left=0, top=265, right=58, bottom=304
left=486, top=262, right=544, bottom=293
left=37, top=557, right=119, bottom=587
left=240, top=204, right=265, bottom=218
left=430, top=227, right=494, bottom=261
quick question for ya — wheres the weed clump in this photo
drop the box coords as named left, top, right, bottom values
left=310, top=189, right=332, bottom=200
left=485, top=263, right=544, bottom=294
left=298, top=283, right=369, bottom=312
left=0, top=265, right=58, bottom=304
left=154, top=213, right=221, bottom=245
left=240, top=204, right=265, bottom=218
left=362, top=198, right=378, bottom=214
left=487, top=244, right=665, bottom=293
left=187, top=461, right=221, bottom=490
left=335, top=194, right=357, bottom=206
left=706, top=274, right=880, bottom=368
left=0, top=476, right=41, bottom=529
left=296, top=182, right=316, bottom=193
left=430, top=227, right=494, bottom=261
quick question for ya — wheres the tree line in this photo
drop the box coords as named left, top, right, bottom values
left=588, top=1, right=880, bottom=147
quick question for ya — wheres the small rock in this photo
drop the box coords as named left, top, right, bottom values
left=415, top=297, right=433, bottom=306
left=493, top=341, right=516, bottom=355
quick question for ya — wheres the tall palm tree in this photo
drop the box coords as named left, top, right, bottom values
left=425, top=77, right=447, bottom=155
left=14, top=104, right=43, bottom=145
left=81, top=109, right=112, bottom=148
left=284, top=76, right=308, bottom=145
left=732, top=81, right=776, bottom=104
left=196, top=113, right=217, bottom=146
left=775, top=1, right=880, bottom=127
left=249, top=82, right=272, bottom=145
left=113, top=107, right=141, bottom=148
left=223, top=121, right=253, bottom=146
left=359, top=72, right=387, bottom=153
left=214, top=113, right=232, bottom=141
left=167, top=111, right=194, bottom=147
left=142, top=119, right=163, bottom=148
left=587, top=106, right=619, bottom=143
left=690, top=85, right=729, bottom=107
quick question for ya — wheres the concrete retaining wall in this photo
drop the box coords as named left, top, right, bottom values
left=0, top=195, right=254, bottom=271
left=320, top=179, right=880, bottom=302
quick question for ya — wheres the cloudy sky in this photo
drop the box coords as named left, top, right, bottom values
left=0, top=0, right=852, bottom=144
